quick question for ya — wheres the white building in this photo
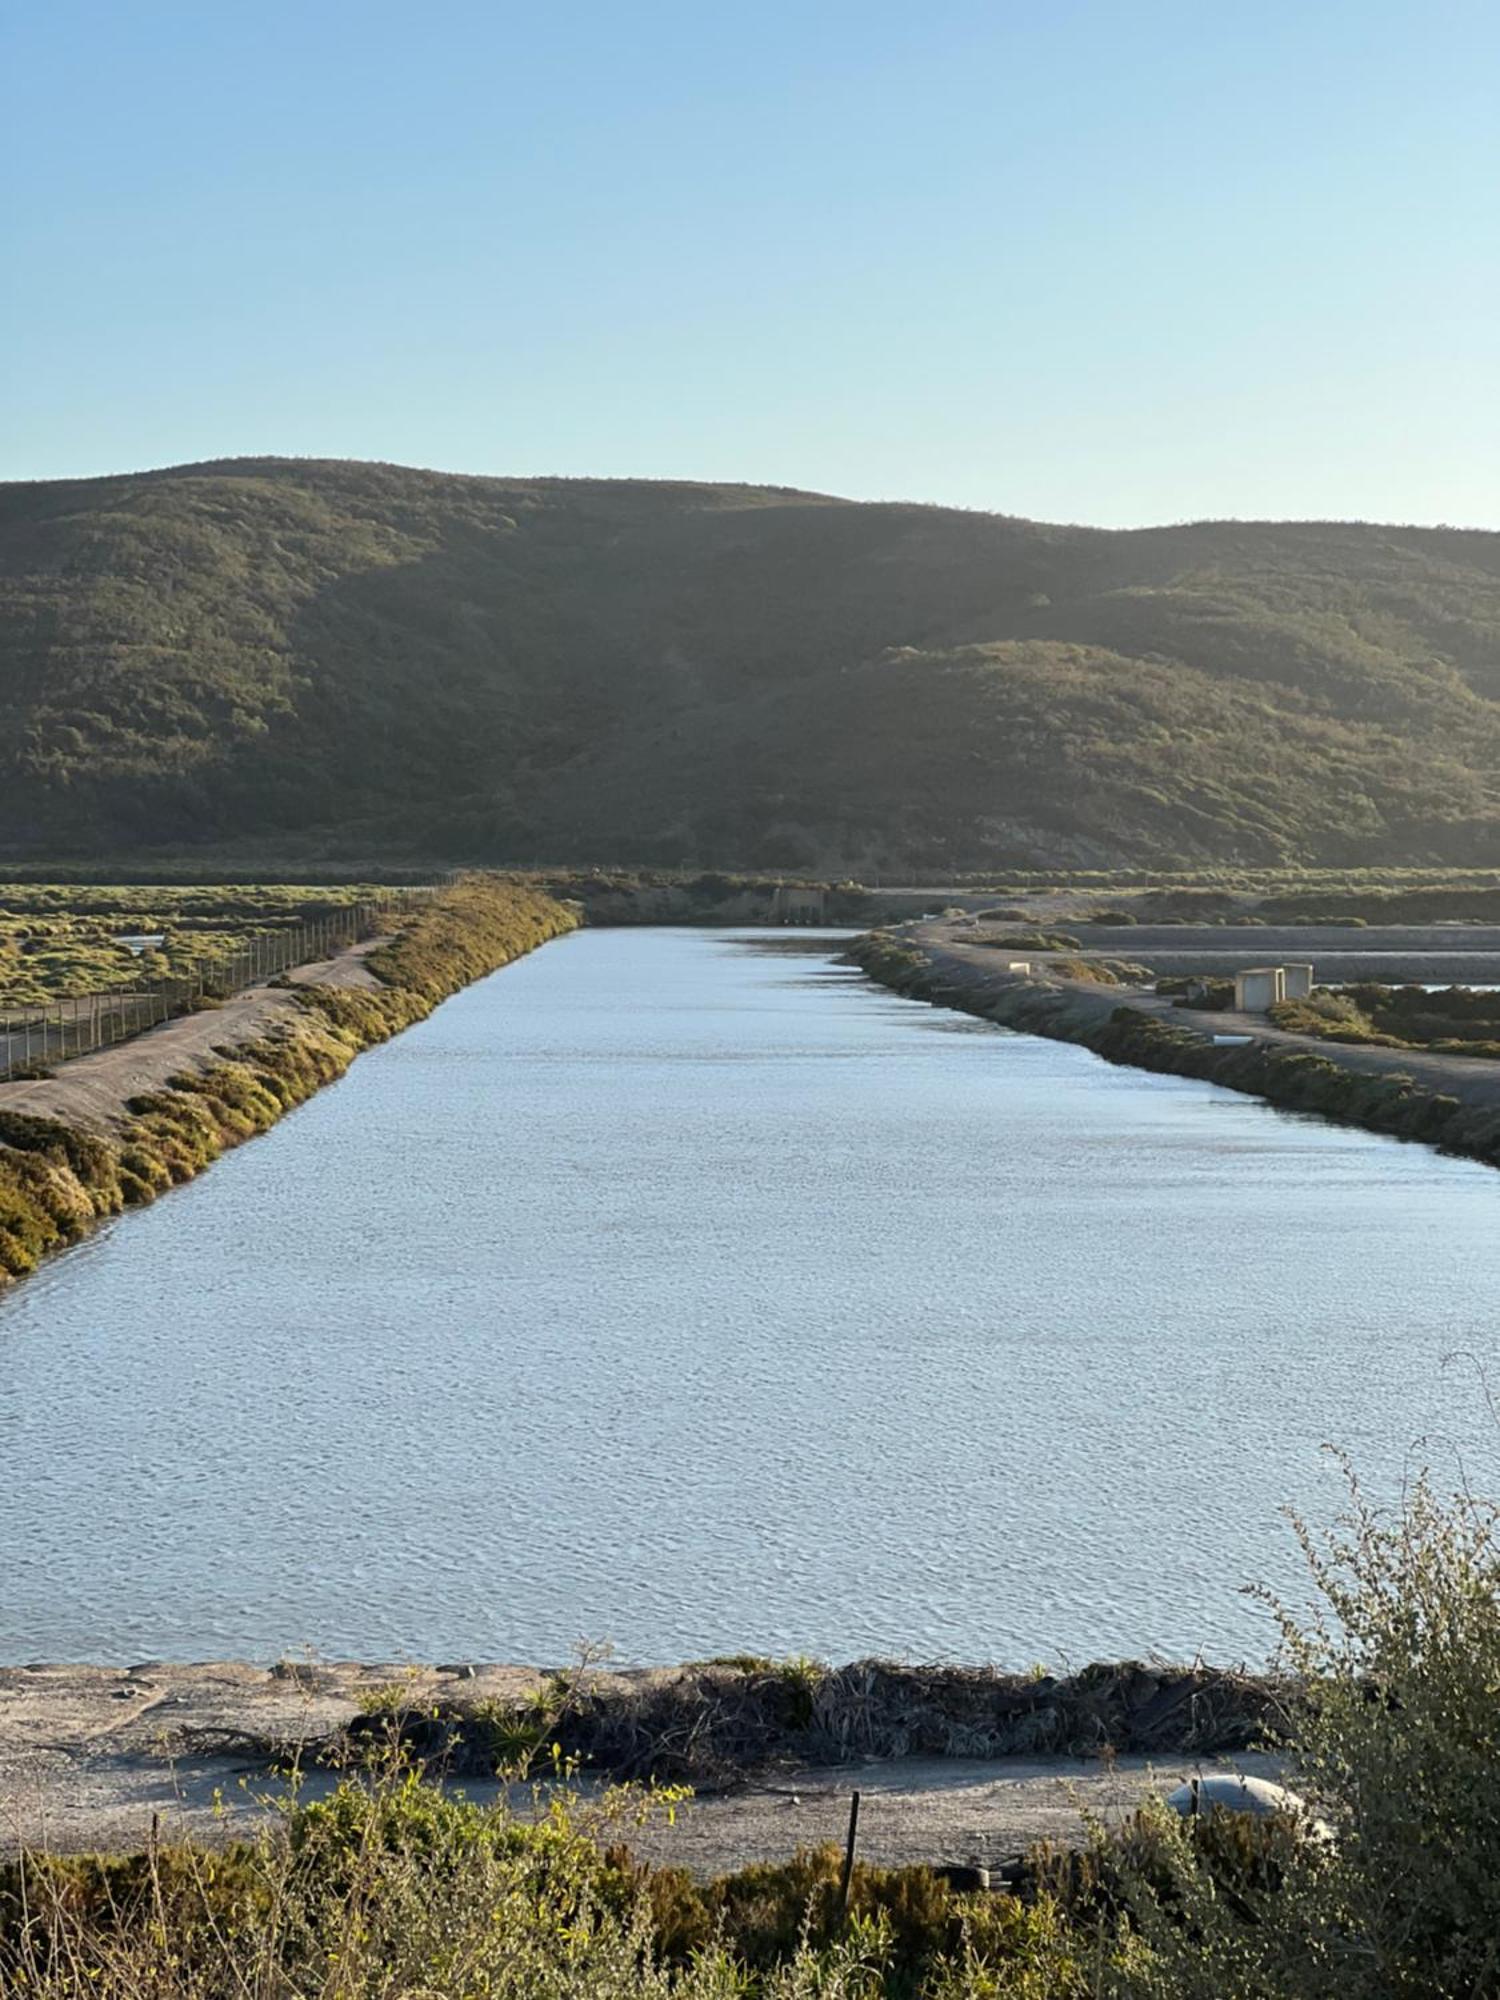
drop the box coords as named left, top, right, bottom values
left=1233, top=962, right=1317, bottom=1012
left=1234, top=967, right=1284, bottom=1012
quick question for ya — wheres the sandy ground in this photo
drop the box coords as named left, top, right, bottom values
left=0, top=1663, right=1279, bottom=1874
left=609, top=1749, right=1285, bottom=1877
left=0, top=939, right=390, bottom=1132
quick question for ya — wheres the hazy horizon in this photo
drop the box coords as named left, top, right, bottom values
left=7, top=451, right=1500, bottom=538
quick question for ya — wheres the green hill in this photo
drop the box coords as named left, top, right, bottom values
left=3, top=456, right=1500, bottom=871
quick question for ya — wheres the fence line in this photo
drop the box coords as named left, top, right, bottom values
left=0, top=893, right=429, bottom=1083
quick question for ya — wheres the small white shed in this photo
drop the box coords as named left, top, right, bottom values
left=1234, top=967, right=1284, bottom=1012
left=1282, top=962, right=1315, bottom=999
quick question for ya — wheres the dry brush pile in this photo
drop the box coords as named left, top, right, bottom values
left=324, top=1658, right=1289, bottom=1790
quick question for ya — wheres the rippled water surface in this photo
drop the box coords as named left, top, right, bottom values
left=4, top=926, right=1500, bottom=1667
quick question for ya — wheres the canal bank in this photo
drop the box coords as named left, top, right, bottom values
left=0, top=878, right=578, bottom=1290
left=849, top=920, right=1500, bottom=1171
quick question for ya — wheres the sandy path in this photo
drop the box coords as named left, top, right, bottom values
left=0, top=939, right=391, bottom=1133
left=0, top=1663, right=1277, bottom=1873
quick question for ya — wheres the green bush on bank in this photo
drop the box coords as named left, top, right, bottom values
left=1102, top=1468, right=1500, bottom=1999
left=1271, top=981, right=1500, bottom=1063
left=0, top=877, right=578, bottom=1286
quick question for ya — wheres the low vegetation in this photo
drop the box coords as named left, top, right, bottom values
left=1272, top=982, right=1500, bottom=1058
left=533, top=870, right=879, bottom=926
left=1045, top=958, right=1153, bottom=988
left=971, top=931, right=1083, bottom=953
left=1156, top=976, right=1236, bottom=1011
left=0, top=1760, right=1085, bottom=1998
left=0, top=884, right=394, bottom=1006
left=0, top=876, right=576, bottom=1286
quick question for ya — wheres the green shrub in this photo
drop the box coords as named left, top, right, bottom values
left=0, top=1758, right=1095, bottom=1997
left=1105, top=1463, right=1500, bottom=1999
left=974, top=931, right=1082, bottom=953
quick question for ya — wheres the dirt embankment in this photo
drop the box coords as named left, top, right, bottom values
left=0, top=1659, right=1286, bottom=1873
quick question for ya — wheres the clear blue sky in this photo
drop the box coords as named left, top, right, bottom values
left=4, top=0, right=1497, bottom=525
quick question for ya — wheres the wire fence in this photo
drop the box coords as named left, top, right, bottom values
left=0, top=894, right=429, bottom=1083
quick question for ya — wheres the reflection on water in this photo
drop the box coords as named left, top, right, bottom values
left=2, top=927, right=1498, bottom=1668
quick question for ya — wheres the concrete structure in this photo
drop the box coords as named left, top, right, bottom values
left=1004, top=959, right=1032, bottom=975
left=771, top=885, right=828, bottom=924
left=1234, top=967, right=1284, bottom=1012
left=1167, top=1775, right=1331, bottom=1842
left=1232, top=962, right=1317, bottom=1011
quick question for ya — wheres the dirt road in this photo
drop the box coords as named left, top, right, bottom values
left=0, top=939, right=390, bottom=1133
left=0, top=1662, right=1278, bottom=1874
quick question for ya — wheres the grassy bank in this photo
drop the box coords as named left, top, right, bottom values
left=850, top=931, right=1500, bottom=1170
left=0, top=877, right=577, bottom=1287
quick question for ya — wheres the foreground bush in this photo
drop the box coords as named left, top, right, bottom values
left=1105, top=1463, right=1500, bottom=1999
left=0, top=1767, right=1091, bottom=1998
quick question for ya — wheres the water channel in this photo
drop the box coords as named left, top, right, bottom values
left=3, top=927, right=1498, bottom=1667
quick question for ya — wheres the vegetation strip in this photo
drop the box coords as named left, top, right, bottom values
left=0, top=883, right=410, bottom=1007
left=849, top=928, right=1500, bottom=1169
left=340, top=1657, right=1284, bottom=1784
left=0, top=877, right=577, bottom=1287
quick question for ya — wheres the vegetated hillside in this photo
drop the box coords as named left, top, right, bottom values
left=3, top=456, right=1500, bottom=871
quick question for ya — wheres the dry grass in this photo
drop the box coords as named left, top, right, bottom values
left=323, top=1659, right=1290, bottom=1791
